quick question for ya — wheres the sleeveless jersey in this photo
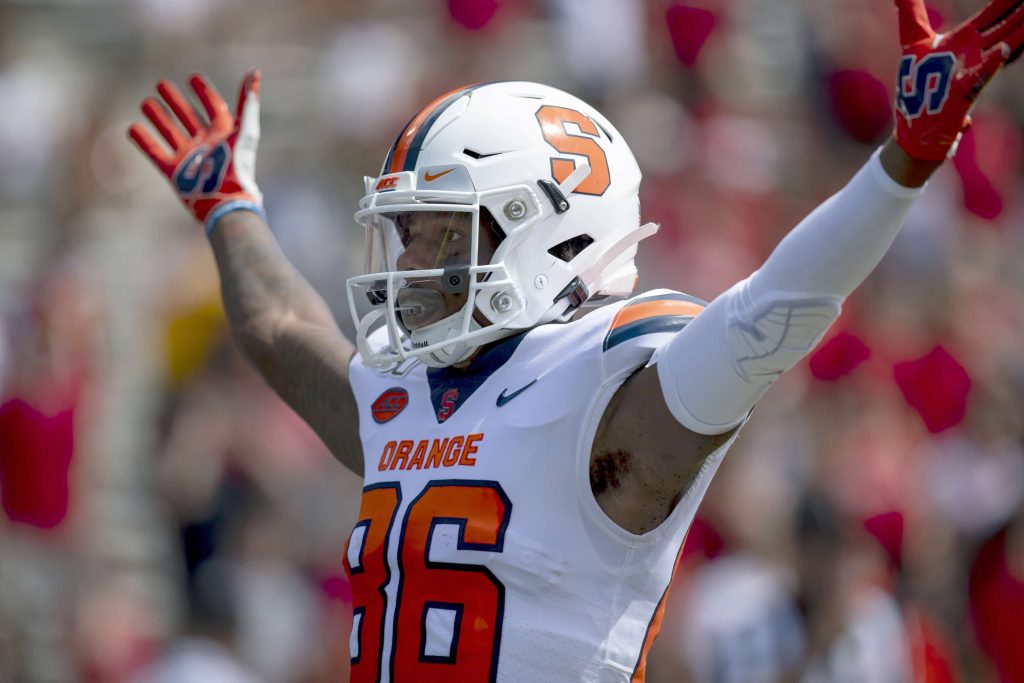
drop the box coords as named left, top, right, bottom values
left=344, top=289, right=738, bottom=683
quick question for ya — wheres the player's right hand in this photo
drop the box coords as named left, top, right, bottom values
left=128, top=70, right=264, bottom=233
left=893, top=0, right=1024, bottom=161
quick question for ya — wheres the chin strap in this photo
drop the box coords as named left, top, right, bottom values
left=551, top=221, right=659, bottom=320
left=580, top=221, right=659, bottom=293
left=558, top=163, right=591, bottom=196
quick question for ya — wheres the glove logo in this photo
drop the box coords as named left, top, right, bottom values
left=173, top=143, right=230, bottom=198
left=897, top=52, right=956, bottom=120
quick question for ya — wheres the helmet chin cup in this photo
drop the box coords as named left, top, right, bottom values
left=410, top=311, right=480, bottom=368
left=355, top=309, right=394, bottom=369
left=354, top=304, right=477, bottom=369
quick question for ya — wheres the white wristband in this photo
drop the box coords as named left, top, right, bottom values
left=205, top=200, right=266, bottom=237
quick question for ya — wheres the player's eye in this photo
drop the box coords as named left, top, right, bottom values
left=396, top=225, right=412, bottom=247
left=393, top=213, right=417, bottom=247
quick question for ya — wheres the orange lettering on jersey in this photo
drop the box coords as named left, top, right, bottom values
left=378, top=441, right=397, bottom=470
left=389, top=440, right=413, bottom=470
left=408, top=441, right=427, bottom=469
left=425, top=439, right=449, bottom=468
left=443, top=436, right=465, bottom=466
left=459, top=433, right=483, bottom=466
left=378, top=436, right=485, bottom=473
left=376, top=434, right=485, bottom=471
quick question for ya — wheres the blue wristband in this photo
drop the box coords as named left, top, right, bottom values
left=205, top=200, right=267, bottom=237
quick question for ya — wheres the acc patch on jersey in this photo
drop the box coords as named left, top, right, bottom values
left=372, top=387, right=409, bottom=423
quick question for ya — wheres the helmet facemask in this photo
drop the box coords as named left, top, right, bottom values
left=347, top=186, right=531, bottom=369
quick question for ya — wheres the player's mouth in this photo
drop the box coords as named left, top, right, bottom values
left=396, top=283, right=454, bottom=330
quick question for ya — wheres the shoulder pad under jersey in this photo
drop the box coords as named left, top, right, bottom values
left=602, top=289, right=706, bottom=352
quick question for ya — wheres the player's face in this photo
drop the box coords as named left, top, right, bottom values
left=394, top=211, right=475, bottom=272
left=388, top=211, right=500, bottom=330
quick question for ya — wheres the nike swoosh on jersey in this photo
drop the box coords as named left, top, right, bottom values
left=423, top=168, right=455, bottom=182
left=496, top=379, right=538, bottom=407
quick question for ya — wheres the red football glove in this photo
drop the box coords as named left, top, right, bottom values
left=893, top=0, right=1024, bottom=161
left=128, top=70, right=264, bottom=233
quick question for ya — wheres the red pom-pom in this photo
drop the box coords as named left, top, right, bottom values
left=666, top=4, right=719, bottom=67
left=893, top=345, right=972, bottom=434
left=863, top=510, right=905, bottom=569
left=926, top=8, right=947, bottom=32
left=808, top=330, right=871, bottom=381
left=954, top=126, right=1005, bottom=221
left=320, top=573, right=352, bottom=603
left=827, top=69, right=892, bottom=144
left=680, top=515, right=726, bottom=566
left=447, top=0, right=499, bottom=30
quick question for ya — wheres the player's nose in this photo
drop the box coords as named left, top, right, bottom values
left=396, top=238, right=433, bottom=272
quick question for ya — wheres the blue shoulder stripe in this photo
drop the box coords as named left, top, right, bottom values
left=604, top=316, right=694, bottom=351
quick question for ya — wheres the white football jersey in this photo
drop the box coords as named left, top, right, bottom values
left=345, top=290, right=737, bottom=683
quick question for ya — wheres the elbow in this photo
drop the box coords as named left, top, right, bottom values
left=653, top=281, right=842, bottom=434
left=232, top=315, right=280, bottom=379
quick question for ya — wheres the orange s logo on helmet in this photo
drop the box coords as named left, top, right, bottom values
left=535, top=105, right=611, bottom=196
left=375, top=176, right=399, bottom=192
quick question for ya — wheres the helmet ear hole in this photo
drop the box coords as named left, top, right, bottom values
left=547, top=234, right=594, bottom=262
left=479, top=208, right=506, bottom=262
left=481, top=208, right=505, bottom=240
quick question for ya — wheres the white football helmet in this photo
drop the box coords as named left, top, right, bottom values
left=346, top=81, right=657, bottom=368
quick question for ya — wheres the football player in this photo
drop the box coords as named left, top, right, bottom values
left=128, top=1, right=1024, bottom=680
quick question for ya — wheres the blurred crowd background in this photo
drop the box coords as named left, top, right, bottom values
left=2, top=0, right=1024, bottom=681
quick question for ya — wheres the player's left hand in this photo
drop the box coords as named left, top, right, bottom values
left=893, top=0, right=1024, bottom=161
left=128, top=70, right=264, bottom=233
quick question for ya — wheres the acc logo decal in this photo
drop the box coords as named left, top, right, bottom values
left=375, top=176, right=399, bottom=192
left=372, top=387, right=409, bottom=423
left=897, top=52, right=956, bottom=120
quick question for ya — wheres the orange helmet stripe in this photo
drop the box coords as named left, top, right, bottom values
left=384, top=85, right=478, bottom=174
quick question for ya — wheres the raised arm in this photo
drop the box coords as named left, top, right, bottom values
left=653, top=0, right=1022, bottom=436
left=128, top=70, right=363, bottom=475
left=597, top=0, right=1024, bottom=531
left=209, top=211, right=363, bottom=474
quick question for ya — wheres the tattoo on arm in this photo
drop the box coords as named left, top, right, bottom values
left=208, top=211, right=363, bottom=474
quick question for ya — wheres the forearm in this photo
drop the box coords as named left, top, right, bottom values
left=748, top=143, right=923, bottom=298
left=207, top=210, right=363, bottom=472
left=208, top=211, right=344, bottom=363
left=655, top=145, right=926, bottom=434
